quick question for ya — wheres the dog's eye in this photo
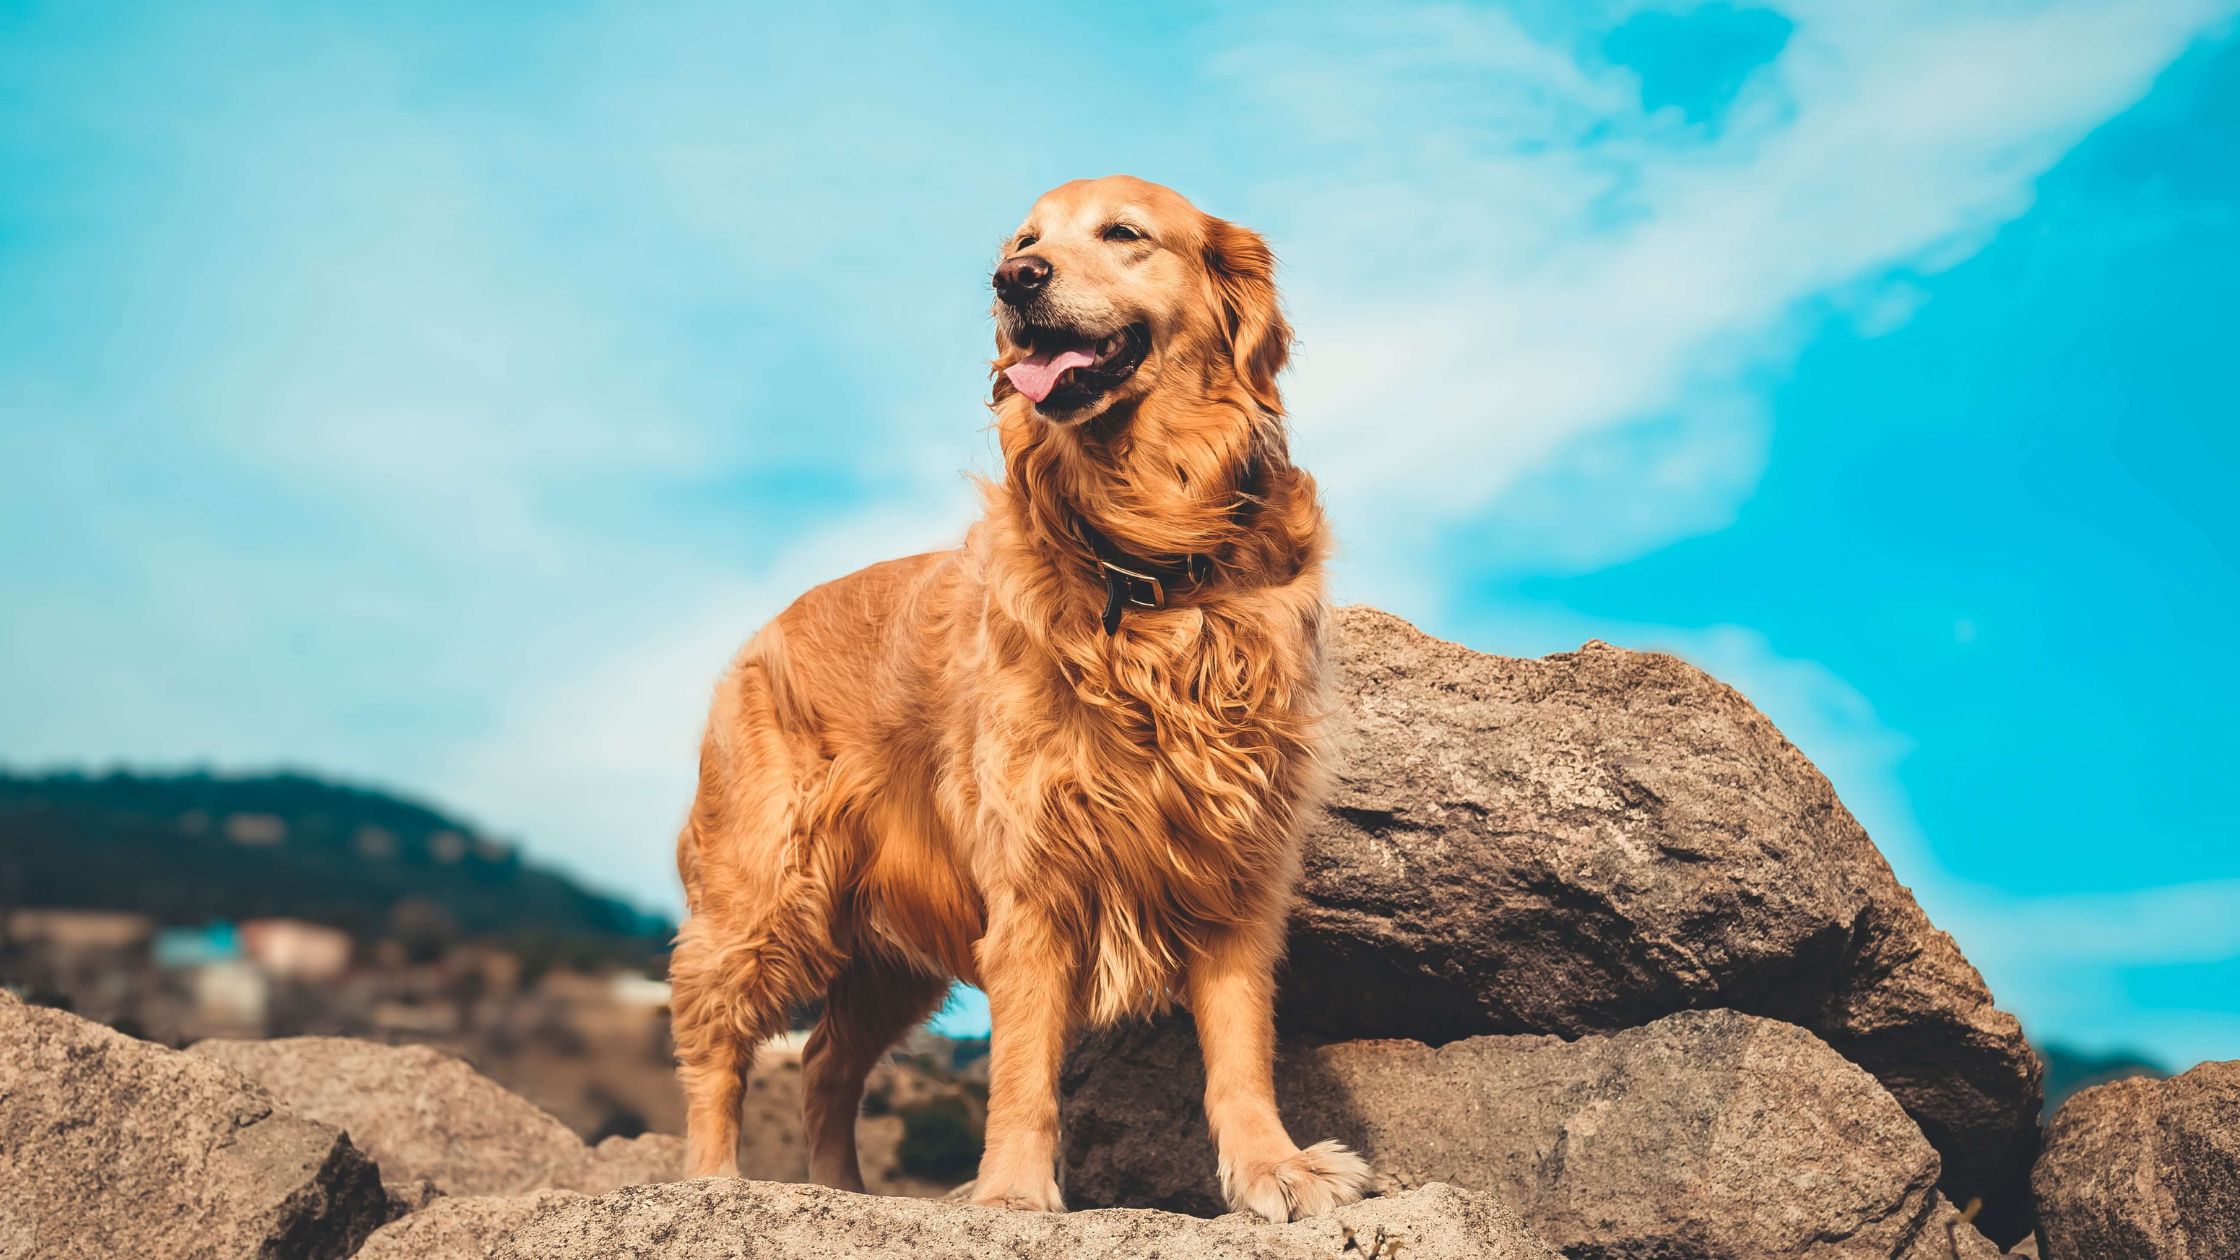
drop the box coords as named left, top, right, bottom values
left=1103, top=224, right=1143, bottom=243
left=1016, top=233, right=1038, bottom=250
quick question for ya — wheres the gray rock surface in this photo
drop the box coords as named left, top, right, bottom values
left=355, top=1189, right=584, bottom=1260
left=0, top=992, right=389, bottom=1260
left=1293, top=606, right=2042, bottom=1241
left=487, top=1178, right=1557, bottom=1260
left=1065, top=1008, right=2003, bottom=1259
left=189, top=1036, right=680, bottom=1199
left=2032, top=1058, right=2239, bottom=1260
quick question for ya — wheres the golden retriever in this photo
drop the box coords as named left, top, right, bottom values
left=668, top=175, right=1367, bottom=1221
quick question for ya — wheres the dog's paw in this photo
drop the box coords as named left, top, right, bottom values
left=1222, top=1139, right=1372, bottom=1223
left=969, top=1176, right=1066, bottom=1213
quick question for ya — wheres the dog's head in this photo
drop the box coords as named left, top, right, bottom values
left=992, top=176, right=1290, bottom=426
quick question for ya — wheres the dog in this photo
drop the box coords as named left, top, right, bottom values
left=667, top=175, right=1368, bottom=1221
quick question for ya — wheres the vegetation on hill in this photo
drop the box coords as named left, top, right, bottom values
left=0, top=769, right=670, bottom=973
left=894, top=1094, right=983, bottom=1182
left=2037, top=1042, right=2168, bottom=1117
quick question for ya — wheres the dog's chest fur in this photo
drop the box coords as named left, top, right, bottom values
left=964, top=595, right=1328, bottom=1024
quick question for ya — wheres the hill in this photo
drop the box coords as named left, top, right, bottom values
left=0, top=769, right=670, bottom=973
left=2038, top=1042, right=2168, bottom=1117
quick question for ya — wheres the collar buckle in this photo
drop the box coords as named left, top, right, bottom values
left=1099, top=559, right=1165, bottom=635
left=1099, top=558, right=1169, bottom=611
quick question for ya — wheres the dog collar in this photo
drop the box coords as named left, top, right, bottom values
left=1075, top=449, right=1261, bottom=634
left=1092, top=544, right=1216, bottom=635
left=1073, top=517, right=1216, bottom=635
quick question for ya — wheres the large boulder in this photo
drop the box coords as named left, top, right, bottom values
left=2032, top=1059, right=2239, bottom=1260
left=0, top=992, right=389, bottom=1260
left=189, top=1037, right=681, bottom=1199
left=1065, top=1008, right=2000, bottom=1259
left=1293, top=607, right=2042, bottom=1240
left=483, top=1178, right=1557, bottom=1260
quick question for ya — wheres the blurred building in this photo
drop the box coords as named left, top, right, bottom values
left=189, top=960, right=268, bottom=1036
left=240, top=918, right=352, bottom=982
left=152, top=921, right=239, bottom=969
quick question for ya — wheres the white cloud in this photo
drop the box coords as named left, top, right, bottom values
left=1951, top=879, right=2240, bottom=967
left=1205, top=0, right=2240, bottom=606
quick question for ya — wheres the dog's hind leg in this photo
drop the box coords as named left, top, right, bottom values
left=674, top=902, right=829, bottom=1179
left=802, top=956, right=949, bottom=1191
left=668, top=939, right=754, bottom=1178
left=668, top=660, right=852, bottom=1179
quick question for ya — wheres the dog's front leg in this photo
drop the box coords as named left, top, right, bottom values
left=970, top=893, right=1075, bottom=1211
left=1187, top=923, right=1371, bottom=1221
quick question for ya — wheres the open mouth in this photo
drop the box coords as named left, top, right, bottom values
left=1004, top=323, right=1149, bottom=409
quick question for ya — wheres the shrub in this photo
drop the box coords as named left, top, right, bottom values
left=894, top=1094, right=981, bottom=1182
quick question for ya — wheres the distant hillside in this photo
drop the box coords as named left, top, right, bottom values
left=0, top=769, right=670, bottom=972
left=2038, top=1042, right=2167, bottom=1118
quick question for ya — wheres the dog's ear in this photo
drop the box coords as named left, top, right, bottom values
left=1202, top=216, right=1292, bottom=415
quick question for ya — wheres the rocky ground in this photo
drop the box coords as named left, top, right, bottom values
left=3, top=607, right=2232, bottom=1258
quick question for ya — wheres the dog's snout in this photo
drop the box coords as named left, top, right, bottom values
left=994, top=254, right=1053, bottom=305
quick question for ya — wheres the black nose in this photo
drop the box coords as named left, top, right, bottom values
left=994, top=254, right=1053, bottom=305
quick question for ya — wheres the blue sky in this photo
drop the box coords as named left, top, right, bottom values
left=4, top=2, right=2236, bottom=1062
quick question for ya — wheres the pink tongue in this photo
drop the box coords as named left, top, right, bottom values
left=1005, top=347, right=1097, bottom=404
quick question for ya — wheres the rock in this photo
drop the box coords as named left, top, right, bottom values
left=490, top=1178, right=1558, bottom=1260
left=189, top=1037, right=681, bottom=1201
left=385, top=1175, right=445, bottom=1216
left=355, top=1190, right=584, bottom=1260
left=1064, top=1008, right=2004, bottom=1259
left=2032, top=1059, right=2239, bottom=1260
left=190, top=1037, right=582, bottom=1197
left=0, top=992, right=389, bottom=1260
left=564, top=1133, right=687, bottom=1194
left=1292, top=606, right=2042, bottom=1241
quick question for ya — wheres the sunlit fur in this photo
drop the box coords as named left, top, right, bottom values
left=668, top=176, right=1369, bottom=1219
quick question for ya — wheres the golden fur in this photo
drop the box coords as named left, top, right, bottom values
left=668, top=176, right=1369, bottom=1220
